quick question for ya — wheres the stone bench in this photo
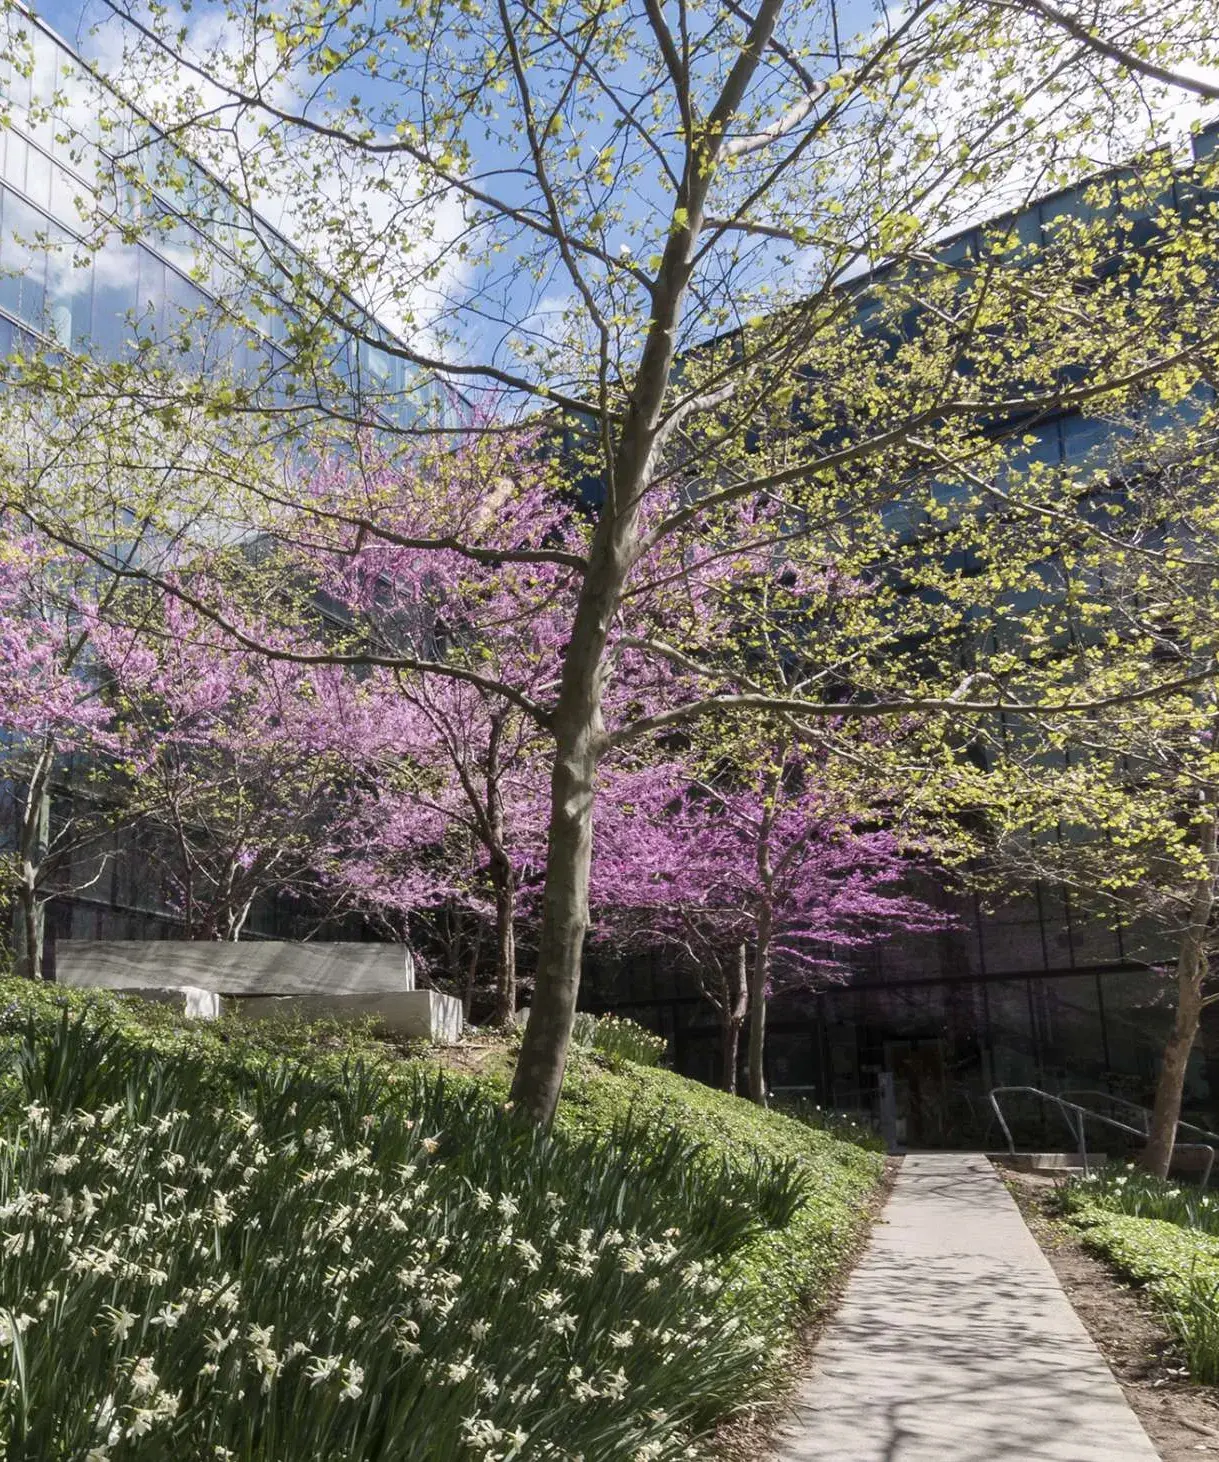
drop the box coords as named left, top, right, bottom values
left=55, top=940, right=463, bottom=1045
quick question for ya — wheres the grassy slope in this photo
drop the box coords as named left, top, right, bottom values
left=552, top=1059, right=883, bottom=1326
left=0, top=979, right=883, bottom=1426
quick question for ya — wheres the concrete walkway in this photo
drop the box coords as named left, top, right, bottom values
left=774, top=1152, right=1159, bottom=1461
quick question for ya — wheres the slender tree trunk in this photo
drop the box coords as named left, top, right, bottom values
left=507, top=4, right=785, bottom=1125
left=1142, top=807, right=1218, bottom=1177
left=13, top=744, right=53, bottom=980
left=748, top=914, right=773, bottom=1105
left=509, top=707, right=603, bottom=1124
left=490, top=853, right=517, bottom=1026
left=720, top=943, right=749, bottom=1094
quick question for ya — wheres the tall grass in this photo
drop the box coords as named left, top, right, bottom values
left=1056, top=1165, right=1219, bottom=1386
left=0, top=1013, right=801, bottom=1461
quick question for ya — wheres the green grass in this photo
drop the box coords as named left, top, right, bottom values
left=0, top=979, right=882, bottom=1459
left=1054, top=1169, right=1219, bottom=1383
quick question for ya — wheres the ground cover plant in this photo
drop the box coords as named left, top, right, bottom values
left=1055, top=1168, right=1219, bottom=1383
left=0, top=982, right=881, bottom=1459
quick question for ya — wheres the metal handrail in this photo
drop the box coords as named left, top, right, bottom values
left=1058, top=1089, right=1219, bottom=1147
left=988, top=1085, right=1216, bottom=1187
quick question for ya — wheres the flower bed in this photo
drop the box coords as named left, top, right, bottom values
left=0, top=982, right=881, bottom=1459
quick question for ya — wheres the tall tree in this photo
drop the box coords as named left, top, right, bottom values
left=7, top=0, right=1219, bottom=1122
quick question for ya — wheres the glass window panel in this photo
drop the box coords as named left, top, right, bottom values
left=45, top=228, right=90, bottom=346
left=49, top=160, right=82, bottom=230
left=135, top=248, right=166, bottom=342
left=88, top=233, right=140, bottom=358
left=4, top=131, right=28, bottom=196
left=23, top=144, right=52, bottom=211
left=0, top=188, right=47, bottom=326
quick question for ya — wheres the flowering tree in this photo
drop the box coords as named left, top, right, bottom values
left=301, top=437, right=570, bottom=1021
left=594, top=753, right=947, bottom=1100
left=95, top=596, right=376, bottom=941
left=0, top=530, right=128, bottom=978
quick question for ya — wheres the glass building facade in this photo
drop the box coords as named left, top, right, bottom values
left=0, top=2, right=417, bottom=414
left=0, top=3, right=417, bottom=960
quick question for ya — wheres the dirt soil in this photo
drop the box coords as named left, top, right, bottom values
left=1008, top=1170, right=1219, bottom=1460
left=716, top=1155, right=903, bottom=1461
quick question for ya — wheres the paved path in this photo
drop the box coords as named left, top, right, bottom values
left=773, top=1152, right=1159, bottom=1461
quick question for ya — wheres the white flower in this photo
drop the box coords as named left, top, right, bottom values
left=0, top=1313, right=34, bottom=1347
left=610, top=1329, right=634, bottom=1349
left=305, top=1355, right=342, bottom=1387
left=603, top=1368, right=630, bottom=1400
left=203, top=1327, right=237, bottom=1357
left=469, top=1319, right=490, bottom=1342
left=340, top=1362, right=364, bottom=1401
left=513, top=1238, right=541, bottom=1271
left=129, top=1357, right=159, bottom=1397
left=150, top=1304, right=185, bottom=1330
left=103, top=1307, right=138, bottom=1341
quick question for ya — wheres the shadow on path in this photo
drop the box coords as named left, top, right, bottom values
left=773, top=1153, right=1160, bottom=1461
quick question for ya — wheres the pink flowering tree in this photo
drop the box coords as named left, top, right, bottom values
left=94, top=595, right=377, bottom=941
left=593, top=754, right=948, bottom=1100
left=288, top=434, right=586, bottom=1023
left=0, top=530, right=126, bottom=978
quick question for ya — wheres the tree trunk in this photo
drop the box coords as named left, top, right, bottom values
left=506, top=8, right=783, bottom=1125
left=748, top=914, right=772, bottom=1106
left=490, top=854, right=517, bottom=1026
left=509, top=709, right=602, bottom=1123
left=720, top=943, right=749, bottom=1094
left=13, top=746, right=53, bottom=980
left=1142, top=808, right=1218, bottom=1177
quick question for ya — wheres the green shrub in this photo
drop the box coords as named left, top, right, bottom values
left=1055, top=1166, right=1219, bottom=1234
left=0, top=985, right=884, bottom=1460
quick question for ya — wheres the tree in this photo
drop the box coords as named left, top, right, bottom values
left=94, top=593, right=373, bottom=940
left=594, top=750, right=945, bottom=1100
left=301, top=439, right=570, bottom=1022
left=920, top=399, right=1219, bottom=1176
left=0, top=527, right=127, bottom=978
left=8, top=0, right=1219, bottom=1123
